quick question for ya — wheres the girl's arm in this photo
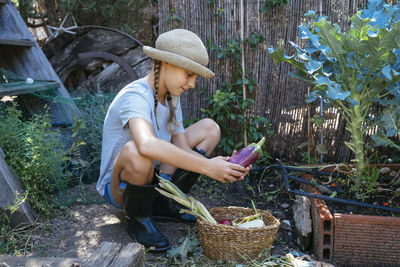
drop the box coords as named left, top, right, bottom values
left=129, top=117, right=247, bottom=183
left=171, top=132, right=207, bottom=157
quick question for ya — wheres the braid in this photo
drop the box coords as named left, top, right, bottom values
left=153, top=60, right=161, bottom=130
left=166, top=92, right=178, bottom=133
left=153, top=59, right=178, bottom=133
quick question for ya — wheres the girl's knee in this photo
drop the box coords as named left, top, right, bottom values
left=202, top=118, right=220, bottom=140
left=119, top=141, right=152, bottom=176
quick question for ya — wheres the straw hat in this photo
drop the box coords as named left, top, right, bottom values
left=143, top=29, right=214, bottom=79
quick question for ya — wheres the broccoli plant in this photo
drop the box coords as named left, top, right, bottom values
left=269, top=0, right=400, bottom=197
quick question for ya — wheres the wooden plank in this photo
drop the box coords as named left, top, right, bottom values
left=0, top=38, right=35, bottom=46
left=0, top=255, right=84, bottom=267
left=0, top=81, right=59, bottom=96
left=0, top=145, right=36, bottom=226
left=83, top=242, right=122, bottom=267
left=0, top=0, right=8, bottom=5
left=110, top=243, right=144, bottom=267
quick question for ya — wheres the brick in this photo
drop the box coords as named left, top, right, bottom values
left=334, top=213, right=400, bottom=266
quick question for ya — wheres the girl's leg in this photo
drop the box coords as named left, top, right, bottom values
left=152, top=119, right=220, bottom=223
left=109, top=140, right=170, bottom=251
left=110, top=140, right=154, bottom=205
left=159, top=118, right=220, bottom=174
left=185, top=118, right=221, bottom=157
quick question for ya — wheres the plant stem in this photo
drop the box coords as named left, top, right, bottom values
left=348, top=102, right=367, bottom=183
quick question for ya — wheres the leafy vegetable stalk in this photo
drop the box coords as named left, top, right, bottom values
left=269, top=0, right=400, bottom=198
left=156, top=175, right=217, bottom=224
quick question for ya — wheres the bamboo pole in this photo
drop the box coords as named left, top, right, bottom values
left=240, top=0, right=247, bottom=146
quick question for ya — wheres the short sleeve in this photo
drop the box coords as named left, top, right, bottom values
left=119, top=92, right=152, bottom=128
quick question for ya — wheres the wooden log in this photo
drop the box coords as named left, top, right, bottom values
left=0, top=255, right=84, bottom=267
left=110, top=243, right=144, bottom=267
left=83, top=242, right=143, bottom=267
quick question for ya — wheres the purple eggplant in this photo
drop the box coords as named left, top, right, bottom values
left=228, top=137, right=266, bottom=167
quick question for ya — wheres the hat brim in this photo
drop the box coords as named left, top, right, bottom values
left=143, top=46, right=214, bottom=79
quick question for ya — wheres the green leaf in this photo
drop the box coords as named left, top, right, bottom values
left=314, top=18, right=346, bottom=56
left=269, top=47, right=309, bottom=75
left=315, top=144, right=328, bottom=154
left=372, top=133, right=400, bottom=150
left=349, top=14, right=370, bottom=43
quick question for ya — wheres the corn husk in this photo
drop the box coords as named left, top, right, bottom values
left=156, top=174, right=217, bottom=224
left=237, top=219, right=265, bottom=229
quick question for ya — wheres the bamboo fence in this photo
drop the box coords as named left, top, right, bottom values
left=158, top=0, right=374, bottom=162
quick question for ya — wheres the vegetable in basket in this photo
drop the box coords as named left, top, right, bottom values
left=157, top=175, right=266, bottom=229
left=218, top=201, right=266, bottom=229
left=229, top=137, right=266, bottom=167
left=219, top=219, right=233, bottom=226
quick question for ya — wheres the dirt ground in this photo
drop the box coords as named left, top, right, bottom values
left=29, top=173, right=303, bottom=265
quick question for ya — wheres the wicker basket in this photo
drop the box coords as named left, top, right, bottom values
left=196, top=206, right=280, bottom=262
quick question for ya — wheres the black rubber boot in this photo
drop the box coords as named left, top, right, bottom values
left=122, top=182, right=170, bottom=252
left=172, top=168, right=201, bottom=193
left=152, top=169, right=201, bottom=223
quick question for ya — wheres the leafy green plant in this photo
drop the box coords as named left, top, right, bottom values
left=164, top=6, right=184, bottom=27
left=269, top=0, right=400, bottom=199
left=11, top=0, right=37, bottom=21
left=0, top=193, right=26, bottom=254
left=0, top=103, right=71, bottom=216
left=204, top=34, right=272, bottom=162
left=0, top=193, right=46, bottom=255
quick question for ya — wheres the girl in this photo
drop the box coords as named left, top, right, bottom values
left=96, top=29, right=250, bottom=252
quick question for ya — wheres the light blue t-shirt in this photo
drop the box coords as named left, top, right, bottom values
left=96, top=78, right=185, bottom=195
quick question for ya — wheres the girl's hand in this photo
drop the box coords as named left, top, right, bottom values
left=205, top=156, right=249, bottom=183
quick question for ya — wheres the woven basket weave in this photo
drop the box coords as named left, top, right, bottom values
left=196, top=206, right=280, bottom=262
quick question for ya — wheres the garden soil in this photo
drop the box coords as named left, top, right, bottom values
left=28, top=174, right=303, bottom=265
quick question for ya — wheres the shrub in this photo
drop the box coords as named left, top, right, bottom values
left=0, top=103, right=71, bottom=216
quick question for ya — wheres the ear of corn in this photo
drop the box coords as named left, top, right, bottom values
left=156, top=173, right=190, bottom=201
left=156, top=175, right=217, bottom=224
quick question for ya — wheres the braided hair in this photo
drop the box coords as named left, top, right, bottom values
left=153, top=60, right=178, bottom=133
